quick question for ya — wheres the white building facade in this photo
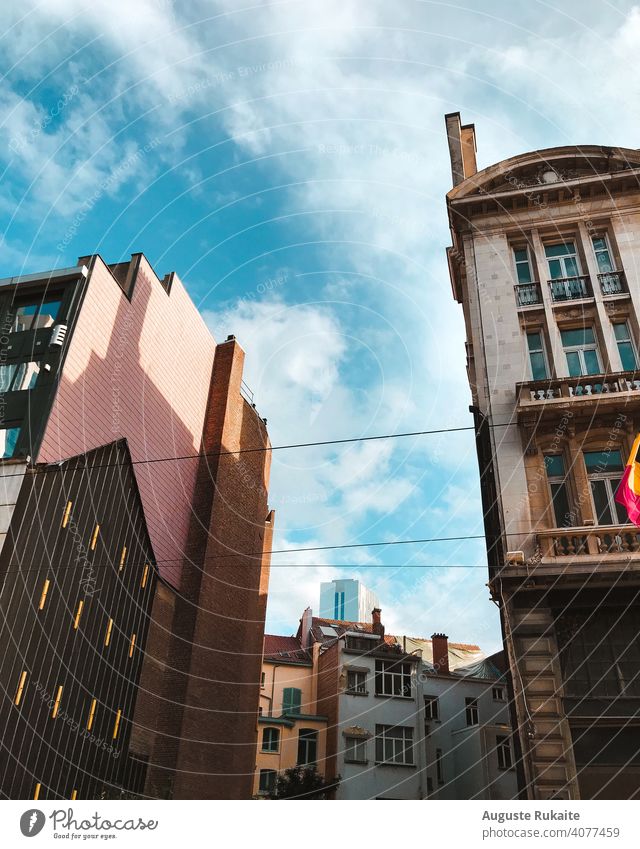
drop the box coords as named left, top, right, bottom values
left=319, top=578, right=380, bottom=623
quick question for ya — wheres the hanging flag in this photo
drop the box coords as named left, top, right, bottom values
left=615, top=433, right=640, bottom=527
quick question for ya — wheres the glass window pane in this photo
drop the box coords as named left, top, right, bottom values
left=583, top=349, right=600, bottom=375
left=0, top=364, right=17, bottom=392
left=595, top=250, right=613, bottom=273
left=514, top=249, right=528, bottom=263
left=11, top=304, right=38, bottom=332
left=527, top=332, right=542, bottom=351
left=592, top=237, right=607, bottom=252
left=618, top=341, right=637, bottom=371
left=564, top=256, right=579, bottom=277
left=566, top=351, right=581, bottom=376
left=530, top=351, right=547, bottom=380
left=614, top=323, right=630, bottom=342
left=544, top=455, right=565, bottom=477
left=545, top=242, right=575, bottom=258
left=550, top=482, right=572, bottom=527
left=0, top=427, right=20, bottom=459
left=584, top=450, right=623, bottom=473
left=35, top=300, right=61, bottom=328
left=590, top=480, right=613, bottom=525
left=548, top=258, right=562, bottom=279
left=561, top=328, right=594, bottom=347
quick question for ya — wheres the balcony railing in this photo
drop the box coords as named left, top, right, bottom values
left=515, top=282, right=543, bottom=307
left=537, top=525, right=640, bottom=559
left=598, top=270, right=626, bottom=296
left=517, top=370, right=640, bottom=407
left=548, top=275, right=592, bottom=302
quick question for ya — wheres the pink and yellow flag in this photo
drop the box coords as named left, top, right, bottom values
left=615, top=433, right=640, bottom=526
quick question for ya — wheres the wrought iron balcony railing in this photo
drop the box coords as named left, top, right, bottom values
left=515, top=282, right=543, bottom=307
left=598, top=270, right=626, bottom=296
left=548, top=275, right=592, bottom=302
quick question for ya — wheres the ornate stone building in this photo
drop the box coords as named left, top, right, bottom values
left=445, top=112, right=640, bottom=799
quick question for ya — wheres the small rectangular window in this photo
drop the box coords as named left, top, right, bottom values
left=527, top=331, right=548, bottom=380
left=52, top=685, right=63, bottom=719
left=513, top=247, right=533, bottom=284
left=104, top=618, right=113, bottom=647
left=592, top=236, right=614, bottom=273
left=258, top=769, right=277, bottom=795
left=38, top=579, right=50, bottom=611
left=141, top=564, right=149, bottom=588
left=344, top=736, right=367, bottom=763
left=424, top=695, right=439, bottom=720
left=346, top=670, right=367, bottom=694
left=90, top=524, right=100, bottom=551
left=465, top=697, right=479, bottom=726
left=544, top=454, right=573, bottom=528
left=119, top=546, right=127, bottom=571
left=128, top=633, right=136, bottom=658
left=113, top=709, right=122, bottom=739
left=87, top=698, right=97, bottom=731
left=497, top=735, right=513, bottom=770
left=15, top=670, right=27, bottom=706
left=613, top=321, right=638, bottom=371
left=261, top=727, right=280, bottom=752
left=260, top=672, right=265, bottom=689
left=492, top=686, right=505, bottom=701
left=61, top=501, right=72, bottom=528
left=73, top=600, right=84, bottom=630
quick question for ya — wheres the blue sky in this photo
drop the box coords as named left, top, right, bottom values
left=2, top=0, right=640, bottom=651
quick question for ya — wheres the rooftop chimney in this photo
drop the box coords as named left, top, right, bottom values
left=300, top=606, right=313, bottom=649
left=444, top=112, right=477, bottom=187
left=431, top=633, right=450, bottom=675
left=372, top=608, right=385, bottom=639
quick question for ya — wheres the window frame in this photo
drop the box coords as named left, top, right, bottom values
left=258, top=769, right=277, bottom=795
left=344, top=736, right=368, bottom=764
left=613, top=320, right=638, bottom=372
left=261, top=726, right=280, bottom=753
left=492, top=686, right=505, bottom=702
left=591, top=233, right=615, bottom=274
left=297, top=728, right=318, bottom=766
left=374, top=659, right=413, bottom=698
left=544, top=453, right=574, bottom=528
left=544, top=240, right=582, bottom=279
left=526, top=329, right=549, bottom=381
left=584, top=449, right=627, bottom=526
left=513, top=245, right=534, bottom=284
left=560, top=326, right=602, bottom=377
left=424, top=694, right=439, bottom=721
left=465, top=697, right=479, bottom=727
left=375, top=724, right=414, bottom=766
left=346, top=669, right=367, bottom=695
left=496, top=735, right=513, bottom=771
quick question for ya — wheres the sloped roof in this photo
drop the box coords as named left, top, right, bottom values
left=309, top=617, right=396, bottom=647
left=263, top=634, right=310, bottom=663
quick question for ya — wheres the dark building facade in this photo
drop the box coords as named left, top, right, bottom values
left=0, top=254, right=273, bottom=799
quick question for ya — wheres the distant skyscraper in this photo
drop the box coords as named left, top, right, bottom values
left=319, top=578, right=379, bottom=623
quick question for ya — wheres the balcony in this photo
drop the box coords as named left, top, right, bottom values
left=517, top=371, right=640, bottom=418
left=515, top=282, right=543, bottom=308
left=598, top=270, right=626, bottom=296
left=548, top=275, right=592, bottom=302
left=537, top=525, right=640, bottom=560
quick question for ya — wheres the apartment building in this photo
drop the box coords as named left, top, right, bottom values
left=445, top=112, right=640, bottom=799
left=0, top=253, right=273, bottom=799
left=319, top=578, right=380, bottom=623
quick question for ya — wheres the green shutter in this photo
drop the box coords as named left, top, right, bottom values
left=282, top=687, right=301, bottom=715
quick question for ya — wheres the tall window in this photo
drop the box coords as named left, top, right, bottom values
left=344, top=736, right=367, bottom=764
left=282, top=687, right=302, bottom=715
left=526, top=331, right=548, bottom=380
left=424, top=695, right=439, bottom=721
left=513, top=247, right=533, bottom=283
left=375, top=659, right=412, bottom=697
left=346, top=669, right=367, bottom=694
left=544, top=454, right=573, bottom=528
left=592, top=236, right=614, bottom=273
left=561, top=328, right=601, bottom=376
left=496, top=736, right=512, bottom=770
left=334, top=590, right=345, bottom=619
left=375, top=724, right=414, bottom=766
left=584, top=450, right=627, bottom=525
left=261, top=727, right=280, bottom=752
left=297, top=729, right=318, bottom=766
left=465, top=697, right=479, bottom=726
left=258, top=769, right=277, bottom=795
left=545, top=241, right=580, bottom=279
left=613, top=322, right=638, bottom=371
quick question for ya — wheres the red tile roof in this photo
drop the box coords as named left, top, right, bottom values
left=263, top=634, right=310, bottom=663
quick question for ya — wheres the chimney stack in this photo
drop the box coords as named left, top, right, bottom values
left=431, top=633, right=450, bottom=675
left=372, top=608, right=385, bottom=639
left=444, top=112, right=477, bottom=187
left=300, top=606, right=313, bottom=649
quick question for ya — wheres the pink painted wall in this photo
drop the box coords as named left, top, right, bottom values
left=37, top=254, right=217, bottom=587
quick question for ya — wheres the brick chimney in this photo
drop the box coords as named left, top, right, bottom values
left=444, top=112, right=477, bottom=187
left=431, top=633, right=449, bottom=675
left=372, top=608, right=385, bottom=639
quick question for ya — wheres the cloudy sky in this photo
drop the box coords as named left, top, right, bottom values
left=2, top=0, right=639, bottom=651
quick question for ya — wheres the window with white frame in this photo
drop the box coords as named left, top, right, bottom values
left=261, top=727, right=280, bottom=752
left=513, top=247, right=533, bottom=283
left=592, top=235, right=614, bottom=273
left=560, top=327, right=601, bottom=377
left=375, top=659, right=412, bottom=697
left=346, top=669, right=367, bottom=694
left=375, top=724, right=414, bottom=766
left=584, top=449, right=628, bottom=525
left=492, top=686, right=505, bottom=702
left=465, top=697, right=479, bottom=726
left=613, top=321, right=638, bottom=371
left=545, top=241, right=581, bottom=279
left=424, top=695, right=439, bottom=720
left=344, top=736, right=367, bottom=764
left=526, top=331, right=548, bottom=380
left=496, top=736, right=512, bottom=771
